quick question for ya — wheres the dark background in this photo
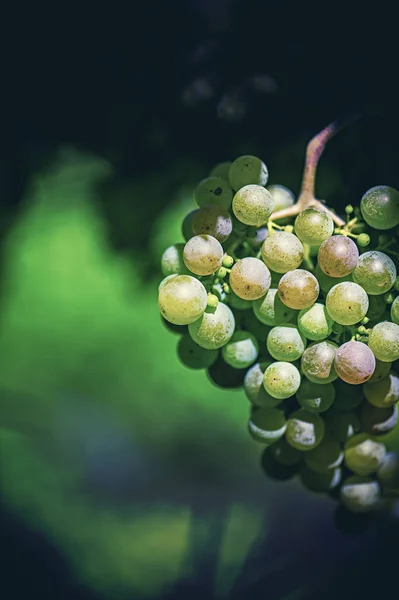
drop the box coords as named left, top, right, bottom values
left=2, top=1, right=398, bottom=599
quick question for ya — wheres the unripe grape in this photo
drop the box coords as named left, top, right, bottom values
left=158, top=274, right=208, bottom=325
left=261, top=231, right=304, bottom=273
left=344, top=433, right=386, bottom=476
left=363, top=373, right=399, bottom=408
left=297, top=303, right=334, bottom=341
left=210, top=161, right=231, bottom=181
left=317, top=235, right=359, bottom=278
left=285, top=409, right=325, bottom=451
left=360, top=185, right=399, bottom=230
left=229, top=257, right=271, bottom=300
left=266, top=324, right=306, bottom=361
left=232, top=184, right=274, bottom=226
left=301, top=341, right=338, bottom=384
left=195, top=176, right=233, bottom=209
left=296, top=380, right=335, bottom=412
left=368, top=321, right=399, bottom=362
left=192, top=205, right=233, bottom=242
left=278, top=269, right=319, bottom=310
left=334, top=341, right=376, bottom=385
left=294, top=208, right=334, bottom=246
left=229, top=155, right=268, bottom=191
left=248, top=407, right=287, bottom=444
left=244, top=362, right=283, bottom=408
left=188, top=302, right=235, bottom=349
left=263, top=362, right=301, bottom=399
left=161, top=243, right=190, bottom=276
left=352, top=251, right=396, bottom=295
left=253, top=288, right=297, bottom=326
left=183, top=234, right=224, bottom=276
left=222, top=331, right=259, bottom=368
left=326, top=282, right=369, bottom=326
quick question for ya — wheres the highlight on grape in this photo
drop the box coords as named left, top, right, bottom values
left=158, top=118, right=399, bottom=515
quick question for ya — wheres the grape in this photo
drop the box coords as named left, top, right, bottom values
left=188, top=302, right=235, bottom=350
left=285, top=409, right=325, bottom=451
left=232, top=185, right=274, bottom=227
left=363, top=373, right=399, bottom=408
left=240, top=311, right=271, bottom=343
left=344, top=433, right=386, bottom=476
left=253, top=288, right=297, bottom=326
left=278, top=269, right=319, bottom=310
left=333, top=379, right=364, bottom=411
left=305, top=434, right=343, bottom=472
left=269, top=438, right=302, bottom=466
left=177, top=335, right=218, bottom=369
left=334, top=341, right=376, bottom=385
left=229, top=257, right=271, bottom=300
left=229, top=155, right=268, bottom=191
left=158, top=273, right=178, bottom=292
left=228, top=291, right=252, bottom=311
left=261, top=232, right=304, bottom=273
left=360, top=402, right=398, bottom=437
left=183, top=234, right=224, bottom=276
left=324, top=410, right=360, bottom=443
left=263, top=362, right=301, bottom=399
left=244, top=362, right=283, bottom=408
left=301, top=341, right=338, bottom=384
left=247, top=226, right=269, bottom=250
left=315, top=264, right=352, bottom=295
left=181, top=209, right=198, bottom=241
left=192, top=205, right=233, bottom=242
left=367, top=295, right=386, bottom=321
left=267, top=324, right=306, bottom=361
left=326, top=282, right=369, bottom=326
left=317, top=235, right=359, bottom=278
left=158, top=274, right=208, bottom=325
left=296, top=380, right=335, bottom=412
left=391, top=295, right=399, bottom=325
left=210, top=161, right=231, bottom=181
left=368, top=321, right=399, bottom=362
left=297, top=303, right=334, bottom=341
left=248, top=407, right=287, bottom=444
left=368, top=359, right=391, bottom=383
left=301, top=464, right=342, bottom=493
left=340, top=476, right=381, bottom=513
left=161, top=243, right=190, bottom=276
left=352, top=251, right=396, bottom=295
left=266, top=184, right=295, bottom=220
left=206, top=354, right=246, bottom=389
left=360, top=185, right=399, bottom=230
left=222, top=331, right=259, bottom=368
left=294, top=208, right=334, bottom=246
left=377, top=452, right=399, bottom=490
left=195, top=176, right=233, bottom=210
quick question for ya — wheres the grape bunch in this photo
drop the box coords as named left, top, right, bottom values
left=157, top=120, right=399, bottom=516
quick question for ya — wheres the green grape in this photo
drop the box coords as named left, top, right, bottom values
left=247, top=226, right=269, bottom=250
left=360, top=402, right=398, bottom=437
left=326, top=282, right=369, bottom=326
left=195, top=176, right=233, bottom=210
left=278, top=269, right=319, bottom=310
left=210, top=161, right=231, bottom=181
left=229, top=155, right=268, bottom=191
left=357, top=233, right=371, bottom=248
left=305, top=434, right=343, bottom=472
left=181, top=209, right=198, bottom=241
left=324, top=409, right=360, bottom=443
left=222, top=331, right=259, bottom=368
left=161, top=243, right=190, bottom=276
left=158, top=274, right=208, bottom=325
left=368, top=359, right=391, bottom=382
left=301, top=341, right=338, bottom=384
left=317, top=235, right=359, bottom=278
left=390, top=295, right=399, bottom=324
left=366, top=295, right=386, bottom=321
left=352, top=251, right=396, bottom=295
left=297, top=303, right=334, bottom=341
left=294, top=208, right=334, bottom=246
left=267, top=324, right=306, bottom=362
left=244, top=362, right=283, bottom=408
left=377, top=452, right=399, bottom=490
left=263, top=361, right=301, bottom=399
left=177, top=335, right=218, bottom=369
left=192, top=205, right=233, bottom=242
left=228, top=291, right=252, bottom=310
left=360, top=185, right=399, bottom=230
left=266, top=184, right=295, bottom=221
left=334, top=341, right=376, bottom=385
left=296, top=380, right=335, bottom=412
left=188, top=302, right=235, bottom=350
left=253, top=288, right=297, bottom=326
left=158, top=273, right=178, bottom=292
left=269, top=438, right=302, bottom=466
left=261, top=231, right=304, bottom=273
left=315, top=264, right=352, bottom=295
left=368, top=321, right=399, bottom=362
left=301, top=464, right=342, bottom=493
left=333, top=379, right=364, bottom=411
left=344, top=433, right=386, bottom=476
left=232, top=185, right=274, bottom=227
left=248, top=407, right=287, bottom=444
left=340, top=476, right=381, bottom=513
left=240, top=310, right=272, bottom=343
left=285, top=409, right=325, bottom=451
left=363, top=373, right=399, bottom=408
left=183, top=234, right=224, bottom=276
left=229, top=257, right=271, bottom=300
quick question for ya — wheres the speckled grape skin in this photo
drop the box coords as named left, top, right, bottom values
left=229, top=155, right=268, bottom=191
left=222, top=331, right=259, bottom=368
left=285, top=409, right=325, bottom=451
left=261, top=231, right=304, bottom=273
left=352, top=251, right=396, bottom=295
left=266, top=324, right=306, bottom=361
left=368, top=321, right=399, bottom=362
left=248, top=407, right=287, bottom=444
left=363, top=374, right=399, bottom=408
left=334, top=341, right=376, bottom=385
left=317, top=235, right=359, bottom=278
left=391, top=296, right=399, bottom=325
left=360, top=185, right=399, bottom=230
left=278, top=269, right=319, bottom=310
left=158, top=275, right=208, bottom=325
left=192, top=205, right=232, bottom=242
left=266, top=185, right=295, bottom=213
left=232, top=184, right=274, bottom=227
left=195, top=177, right=233, bottom=210
left=297, top=303, right=334, bottom=341
left=294, top=208, right=334, bottom=246
left=301, top=341, right=338, bottom=384
left=188, top=302, right=235, bottom=350
left=183, top=234, right=224, bottom=276
left=340, top=476, right=381, bottom=513
left=229, top=257, right=271, bottom=300
left=244, top=362, right=283, bottom=408
left=263, top=361, right=301, bottom=399
left=161, top=243, right=190, bottom=276
left=326, top=282, right=369, bottom=326
left=344, top=433, right=386, bottom=476
left=253, top=288, right=297, bottom=326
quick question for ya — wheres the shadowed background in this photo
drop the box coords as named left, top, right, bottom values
left=2, top=1, right=399, bottom=599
